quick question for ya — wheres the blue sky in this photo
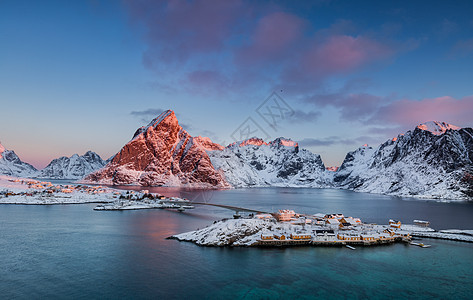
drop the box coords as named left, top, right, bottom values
left=1, top=0, right=472, bottom=168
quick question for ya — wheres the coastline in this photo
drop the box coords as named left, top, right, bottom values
left=171, top=217, right=473, bottom=247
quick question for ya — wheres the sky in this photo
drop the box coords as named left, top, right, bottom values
left=1, top=0, right=473, bottom=169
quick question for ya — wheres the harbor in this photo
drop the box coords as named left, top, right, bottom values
left=89, top=190, right=473, bottom=247
left=170, top=209, right=442, bottom=248
left=244, top=210, right=412, bottom=247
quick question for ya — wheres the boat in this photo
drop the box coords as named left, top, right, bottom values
left=413, top=220, right=430, bottom=227
left=410, top=242, right=431, bottom=248
left=345, top=245, right=356, bottom=250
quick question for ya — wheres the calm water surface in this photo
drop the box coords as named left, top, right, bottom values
left=1, top=188, right=472, bottom=299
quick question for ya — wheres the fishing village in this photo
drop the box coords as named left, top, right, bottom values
left=171, top=208, right=434, bottom=248
left=254, top=210, right=413, bottom=247
left=1, top=176, right=471, bottom=247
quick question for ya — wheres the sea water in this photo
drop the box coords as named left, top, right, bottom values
left=1, top=188, right=472, bottom=299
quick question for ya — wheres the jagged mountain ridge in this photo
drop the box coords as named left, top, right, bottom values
left=2, top=116, right=472, bottom=201
left=37, top=151, right=106, bottom=179
left=207, top=137, right=329, bottom=187
left=83, top=110, right=230, bottom=188
left=0, top=143, right=38, bottom=177
left=334, top=121, right=473, bottom=200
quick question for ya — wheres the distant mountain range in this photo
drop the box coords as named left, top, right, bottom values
left=0, top=143, right=38, bottom=177
left=2, top=113, right=472, bottom=200
left=37, top=151, right=106, bottom=179
left=0, top=143, right=105, bottom=180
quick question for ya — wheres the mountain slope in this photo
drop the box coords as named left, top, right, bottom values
left=334, top=121, right=473, bottom=200
left=83, top=110, right=230, bottom=188
left=37, top=151, right=105, bottom=179
left=207, top=137, right=329, bottom=187
left=0, top=143, right=38, bottom=177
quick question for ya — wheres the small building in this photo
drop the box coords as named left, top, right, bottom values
left=255, top=213, right=274, bottom=220
left=274, top=233, right=286, bottom=240
left=340, top=217, right=362, bottom=225
left=337, top=233, right=361, bottom=241
left=339, top=222, right=352, bottom=229
left=326, top=218, right=340, bottom=226
left=361, top=234, right=376, bottom=241
left=314, top=230, right=336, bottom=241
left=290, top=217, right=311, bottom=225
left=395, top=230, right=411, bottom=238
left=389, top=219, right=401, bottom=228
left=276, top=210, right=296, bottom=222
left=260, top=233, right=274, bottom=240
left=378, top=233, right=394, bottom=241
left=290, top=232, right=312, bottom=240
left=325, top=213, right=344, bottom=219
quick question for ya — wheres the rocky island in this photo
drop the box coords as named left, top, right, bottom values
left=172, top=210, right=473, bottom=247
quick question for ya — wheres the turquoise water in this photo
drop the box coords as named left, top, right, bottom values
left=1, top=188, right=472, bottom=299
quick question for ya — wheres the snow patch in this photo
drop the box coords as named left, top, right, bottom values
left=417, top=121, right=461, bottom=135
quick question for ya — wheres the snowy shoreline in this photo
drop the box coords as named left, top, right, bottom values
left=1, top=172, right=470, bottom=203
left=0, top=175, right=117, bottom=205
left=172, top=218, right=473, bottom=247
left=411, top=230, right=473, bottom=243
left=0, top=175, right=196, bottom=212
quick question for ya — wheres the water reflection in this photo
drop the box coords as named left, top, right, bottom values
left=108, top=186, right=473, bottom=229
left=0, top=197, right=472, bottom=299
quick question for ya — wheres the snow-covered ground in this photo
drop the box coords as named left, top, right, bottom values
left=411, top=231, right=473, bottom=243
left=0, top=175, right=192, bottom=208
left=400, top=224, right=435, bottom=232
left=173, top=218, right=473, bottom=247
left=173, top=218, right=277, bottom=246
left=0, top=193, right=114, bottom=205
left=0, top=175, right=116, bottom=204
left=94, top=198, right=194, bottom=211
left=0, top=175, right=36, bottom=192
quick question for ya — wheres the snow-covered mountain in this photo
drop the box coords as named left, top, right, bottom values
left=83, top=110, right=230, bottom=188
left=80, top=113, right=472, bottom=200
left=37, top=151, right=106, bottom=179
left=0, top=143, right=38, bottom=177
left=82, top=111, right=328, bottom=188
left=207, top=137, right=329, bottom=187
left=334, top=121, right=473, bottom=200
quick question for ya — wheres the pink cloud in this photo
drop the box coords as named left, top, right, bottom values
left=301, top=35, right=392, bottom=76
left=280, top=35, right=394, bottom=90
left=304, top=87, right=473, bottom=131
left=125, top=1, right=401, bottom=99
left=236, top=12, right=306, bottom=64
left=372, top=95, right=473, bottom=128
